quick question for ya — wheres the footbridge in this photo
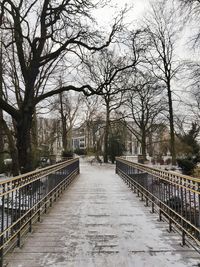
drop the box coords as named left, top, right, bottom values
left=0, top=158, right=200, bottom=267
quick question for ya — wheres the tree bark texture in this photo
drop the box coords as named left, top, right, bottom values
left=0, top=41, right=4, bottom=171
left=104, top=104, right=110, bottom=163
left=141, top=128, right=147, bottom=162
left=16, top=111, right=33, bottom=173
left=167, top=83, right=176, bottom=165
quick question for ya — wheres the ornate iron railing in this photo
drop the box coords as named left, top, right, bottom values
left=0, top=158, right=79, bottom=266
left=116, top=157, right=200, bottom=249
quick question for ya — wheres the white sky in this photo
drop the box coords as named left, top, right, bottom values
left=93, top=0, right=196, bottom=61
left=93, top=0, right=150, bottom=29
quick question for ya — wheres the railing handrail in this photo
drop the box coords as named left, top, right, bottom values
left=0, top=158, right=76, bottom=185
left=116, top=157, right=200, bottom=250
left=116, top=157, right=200, bottom=182
left=116, top=157, right=200, bottom=193
left=0, top=158, right=79, bottom=267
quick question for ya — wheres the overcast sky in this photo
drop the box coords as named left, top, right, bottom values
left=93, top=0, right=150, bottom=29
left=94, top=0, right=197, bottom=61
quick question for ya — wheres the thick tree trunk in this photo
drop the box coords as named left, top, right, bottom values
left=104, top=104, right=110, bottom=163
left=0, top=109, right=4, bottom=171
left=0, top=44, right=4, bottom=171
left=62, top=120, right=67, bottom=152
left=67, top=127, right=72, bottom=151
left=141, top=130, right=147, bottom=162
left=148, top=131, right=153, bottom=157
left=167, top=82, right=176, bottom=165
left=59, top=93, right=67, bottom=152
left=31, top=111, right=39, bottom=169
left=16, top=112, right=33, bottom=173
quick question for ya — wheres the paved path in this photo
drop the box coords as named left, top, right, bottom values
left=5, top=161, right=200, bottom=267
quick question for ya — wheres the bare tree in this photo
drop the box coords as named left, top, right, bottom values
left=125, top=71, right=166, bottom=161
left=83, top=29, right=146, bottom=162
left=144, top=1, right=181, bottom=165
left=52, top=91, right=82, bottom=153
left=177, top=0, right=200, bottom=43
left=177, top=0, right=200, bottom=123
left=0, top=0, right=125, bottom=172
left=84, top=47, right=138, bottom=162
left=181, top=61, right=200, bottom=124
left=37, top=117, right=60, bottom=162
left=82, top=96, right=104, bottom=155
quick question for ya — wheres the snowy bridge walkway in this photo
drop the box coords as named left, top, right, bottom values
left=5, top=161, right=200, bottom=267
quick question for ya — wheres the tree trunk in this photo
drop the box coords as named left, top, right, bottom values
left=62, top=119, right=67, bottom=152
left=31, top=111, right=39, bottom=169
left=141, top=129, right=147, bottom=162
left=0, top=109, right=4, bottom=171
left=16, top=112, right=33, bottom=173
left=148, top=131, right=153, bottom=158
left=104, top=104, right=110, bottom=163
left=0, top=41, right=4, bottom=171
left=59, top=93, right=67, bottom=152
left=167, top=81, right=176, bottom=165
left=67, top=126, right=72, bottom=151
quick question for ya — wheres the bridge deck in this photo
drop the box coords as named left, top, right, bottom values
left=5, top=160, right=200, bottom=267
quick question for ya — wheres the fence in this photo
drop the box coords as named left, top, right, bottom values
left=0, top=158, right=79, bottom=266
left=116, top=157, right=200, bottom=249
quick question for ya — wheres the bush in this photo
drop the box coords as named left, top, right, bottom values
left=177, top=158, right=196, bottom=175
left=86, top=148, right=96, bottom=156
left=62, top=150, right=73, bottom=158
left=165, top=158, right=171, bottom=165
left=73, top=148, right=86, bottom=155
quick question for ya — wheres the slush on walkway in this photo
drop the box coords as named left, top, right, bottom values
left=5, top=160, right=200, bottom=267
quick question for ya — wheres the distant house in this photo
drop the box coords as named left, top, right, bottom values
left=37, top=117, right=63, bottom=161
left=148, top=123, right=171, bottom=159
left=72, top=120, right=142, bottom=157
left=124, top=121, right=142, bottom=156
left=72, top=120, right=104, bottom=152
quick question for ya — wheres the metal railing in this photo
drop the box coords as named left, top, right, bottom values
left=0, top=158, right=79, bottom=266
left=116, top=157, right=200, bottom=249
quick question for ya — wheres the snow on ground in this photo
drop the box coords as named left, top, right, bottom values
left=5, top=159, right=200, bottom=267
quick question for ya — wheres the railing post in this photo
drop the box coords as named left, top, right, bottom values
left=50, top=192, right=53, bottom=207
left=44, top=196, right=47, bottom=214
left=141, top=188, right=144, bottom=202
left=151, top=197, right=155, bottom=213
left=0, top=159, right=79, bottom=263
left=116, top=157, right=200, bottom=247
left=181, top=230, right=186, bottom=246
left=28, top=185, right=32, bottom=233
left=145, top=196, right=148, bottom=207
left=17, top=188, right=21, bottom=247
left=159, top=202, right=162, bottom=221
left=38, top=181, right=41, bottom=222
left=115, top=159, right=118, bottom=174
left=168, top=217, right=172, bottom=232
left=78, top=159, right=80, bottom=174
